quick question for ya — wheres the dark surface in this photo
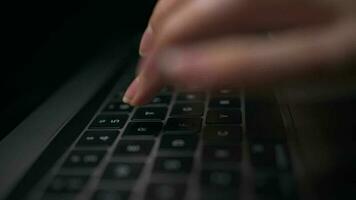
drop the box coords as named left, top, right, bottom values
left=0, top=0, right=156, bottom=140
left=4, top=51, right=135, bottom=200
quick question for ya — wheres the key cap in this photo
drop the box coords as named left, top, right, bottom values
left=245, top=94, right=286, bottom=142
left=77, top=131, right=118, bottom=147
left=177, top=92, right=206, bottom=102
left=159, top=87, right=173, bottom=95
left=92, top=190, right=130, bottom=200
left=201, top=169, right=239, bottom=188
left=206, top=109, right=241, bottom=124
left=203, top=125, right=242, bottom=145
left=63, top=150, right=106, bottom=168
left=170, top=103, right=204, bottom=116
left=212, top=89, right=240, bottom=97
left=153, top=157, right=193, bottom=174
left=163, top=118, right=202, bottom=134
left=202, top=145, right=241, bottom=162
left=160, top=134, right=198, bottom=152
left=133, top=107, right=167, bottom=120
left=114, top=140, right=154, bottom=156
left=103, top=102, right=133, bottom=113
left=47, top=175, right=89, bottom=193
left=102, top=162, right=144, bottom=180
left=90, top=114, right=128, bottom=129
left=124, top=122, right=163, bottom=137
left=209, top=97, right=240, bottom=108
left=145, top=183, right=186, bottom=200
left=256, top=172, right=297, bottom=199
left=255, top=172, right=282, bottom=198
left=150, top=95, right=172, bottom=105
left=250, top=143, right=290, bottom=171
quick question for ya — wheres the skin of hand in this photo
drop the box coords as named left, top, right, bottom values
left=122, top=0, right=356, bottom=106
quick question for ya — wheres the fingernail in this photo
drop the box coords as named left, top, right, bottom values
left=122, top=76, right=140, bottom=104
left=139, top=26, right=154, bottom=56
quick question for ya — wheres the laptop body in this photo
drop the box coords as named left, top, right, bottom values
left=0, top=1, right=355, bottom=200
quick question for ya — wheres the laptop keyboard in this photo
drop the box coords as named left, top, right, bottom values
left=26, top=72, right=297, bottom=200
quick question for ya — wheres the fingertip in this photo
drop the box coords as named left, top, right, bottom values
left=122, top=76, right=140, bottom=105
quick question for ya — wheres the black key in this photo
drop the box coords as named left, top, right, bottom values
left=203, top=145, right=241, bottom=162
left=150, top=95, right=172, bottom=105
left=163, top=118, right=202, bottom=134
left=114, top=140, right=154, bottom=156
left=177, top=92, right=205, bottom=102
left=103, top=102, right=133, bottom=113
left=133, top=107, right=167, bottom=120
left=209, top=97, right=240, bottom=108
left=159, top=87, right=173, bottom=95
left=63, top=150, right=106, bottom=168
left=145, top=183, right=186, bottom=200
left=90, top=114, right=128, bottom=129
left=212, top=89, right=240, bottom=97
left=245, top=94, right=286, bottom=142
left=47, top=175, right=88, bottom=193
left=255, top=172, right=282, bottom=197
left=92, top=190, right=130, bottom=200
left=250, top=143, right=290, bottom=171
left=102, top=162, right=144, bottom=180
left=201, top=169, right=239, bottom=188
left=206, top=109, right=241, bottom=124
left=153, top=157, right=193, bottom=174
left=170, top=103, right=204, bottom=116
left=124, top=122, right=163, bottom=137
left=255, top=172, right=297, bottom=199
left=160, top=134, right=198, bottom=152
left=77, top=131, right=118, bottom=147
left=203, top=125, right=242, bottom=145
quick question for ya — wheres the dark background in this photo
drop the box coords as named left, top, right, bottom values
left=0, top=0, right=156, bottom=140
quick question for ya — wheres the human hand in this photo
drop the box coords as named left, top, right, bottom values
left=123, top=0, right=356, bottom=105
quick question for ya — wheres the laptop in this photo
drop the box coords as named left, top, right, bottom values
left=1, top=1, right=355, bottom=200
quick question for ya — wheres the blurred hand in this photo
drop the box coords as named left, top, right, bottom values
left=123, top=0, right=356, bottom=105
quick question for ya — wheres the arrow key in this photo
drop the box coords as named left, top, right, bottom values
left=206, top=109, right=241, bottom=124
left=77, top=131, right=118, bottom=147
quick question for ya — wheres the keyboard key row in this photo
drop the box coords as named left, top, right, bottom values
left=47, top=175, right=89, bottom=194
left=103, top=102, right=133, bottom=113
left=63, top=150, right=106, bottom=168
left=250, top=143, right=290, bottom=171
